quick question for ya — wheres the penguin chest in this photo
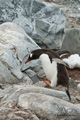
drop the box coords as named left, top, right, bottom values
left=39, top=54, right=58, bottom=87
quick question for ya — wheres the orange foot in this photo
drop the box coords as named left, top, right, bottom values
left=44, top=77, right=51, bottom=82
left=44, top=80, right=51, bottom=87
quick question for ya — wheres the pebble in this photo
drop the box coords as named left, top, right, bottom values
left=77, top=84, right=80, bottom=93
left=76, top=96, right=80, bottom=101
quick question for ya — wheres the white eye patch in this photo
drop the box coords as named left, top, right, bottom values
left=30, top=53, right=33, bottom=58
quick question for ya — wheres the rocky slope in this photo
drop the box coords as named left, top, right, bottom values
left=0, top=0, right=80, bottom=120
left=42, top=0, right=80, bottom=54
left=0, top=0, right=66, bottom=49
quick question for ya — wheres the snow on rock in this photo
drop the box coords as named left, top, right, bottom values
left=63, top=54, right=80, bottom=69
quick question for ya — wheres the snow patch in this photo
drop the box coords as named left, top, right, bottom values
left=63, top=54, right=80, bottom=69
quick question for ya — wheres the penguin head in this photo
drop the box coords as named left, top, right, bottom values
left=25, top=49, right=60, bottom=64
left=25, top=49, right=42, bottom=63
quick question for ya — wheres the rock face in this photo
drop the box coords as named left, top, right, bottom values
left=0, top=22, right=40, bottom=84
left=0, top=0, right=66, bottom=49
left=62, top=28, right=80, bottom=54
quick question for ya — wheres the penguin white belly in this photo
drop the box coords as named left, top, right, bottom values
left=39, top=54, right=57, bottom=88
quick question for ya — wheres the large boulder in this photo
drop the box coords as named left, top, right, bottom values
left=0, top=22, right=40, bottom=84
left=62, top=28, right=80, bottom=54
left=0, top=85, right=80, bottom=120
left=0, top=0, right=66, bottom=49
left=0, top=85, right=69, bottom=101
left=18, top=93, right=80, bottom=120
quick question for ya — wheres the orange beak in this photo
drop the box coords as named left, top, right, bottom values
left=25, top=59, right=30, bottom=64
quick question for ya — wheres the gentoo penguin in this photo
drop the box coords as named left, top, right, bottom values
left=25, top=49, right=71, bottom=100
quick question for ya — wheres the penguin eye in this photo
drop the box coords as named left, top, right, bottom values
left=30, top=53, right=33, bottom=58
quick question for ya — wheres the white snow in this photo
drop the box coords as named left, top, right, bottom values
left=63, top=54, right=80, bottom=69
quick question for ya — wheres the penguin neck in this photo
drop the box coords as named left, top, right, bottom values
left=39, top=54, right=51, bottom=66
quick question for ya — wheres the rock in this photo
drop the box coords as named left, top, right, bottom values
left=18, top=93, right=80, bottom=120
left=34, top=81, right=46, bottom=87
left=0, top=0, right=66, bottom=49
left=8, top=113, right=24, bottom=120
left=32, top=65, right=45, bottom=78
left=0, top=107, right=40, bottom=120
left=0, top=85, right=69, bottom=101
left=0, top=85, right=80, bottom=120
left=69, top=78, right=77, bottom=88
left=76, top=96, right=80, bottom=101
left=69, top=14, right=80, bottom=19
left=62, top=28, right=80, bottom=54
left=0, top=22, right=40, bottom=84
left=25, top=69, right=39, bottom=84
left=0, top=61, right=18, bottom=84
left=77, top=84, right=80, bottom=93
left=14, top=111, right=30, bottom=119
left=20, top=73, right=33, bottom=85
left=75, top=80, right=80, bottom=84
left=50, top=0, right=64, bottom=3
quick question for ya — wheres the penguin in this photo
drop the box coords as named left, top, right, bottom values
left=25, top=49, right=71, bottom=100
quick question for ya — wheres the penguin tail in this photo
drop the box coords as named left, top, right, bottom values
left=65, top=87, right=71, bottom=100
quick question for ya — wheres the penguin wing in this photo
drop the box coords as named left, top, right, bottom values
left=52, top=58, right=69, bottom=67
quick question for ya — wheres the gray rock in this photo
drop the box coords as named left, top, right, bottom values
left=76, top=96, right=80, bottom=101
left=32, top=65, right=45, bottom=78
left=62, top=28, right=80, bottom=54
left=0, top=0, right=66, bottom=49
left=18, top=93, right=80, bottom=120
left=34, top=81, right=46, bottom=87
left=0, top=85, right=80, bottom=120
left=77, top=84, right=80, bottom=93
left=0, top=107, right=40, bottom=120
left=8, top=113, right=24, bottom=120
left=25, top=69, right=39, bottom=84
left=0, top=22, right=40, bottom=84
left=20, top=73, right=33, bottom=85
left=69, top=14, right=80, bottom=19
left=49, top=0, right=64, bottom=3
left=0, top=85, right=69, bottom=101
left=0, top=61, right=19, bottom=84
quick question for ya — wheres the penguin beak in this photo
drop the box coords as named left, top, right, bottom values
left=25, top=59, right=30, bottom=64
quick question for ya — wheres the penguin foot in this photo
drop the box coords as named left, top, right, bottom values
left=44, top=80, right=51, bottom=87
left=45, top=77, right=51, bottom=82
